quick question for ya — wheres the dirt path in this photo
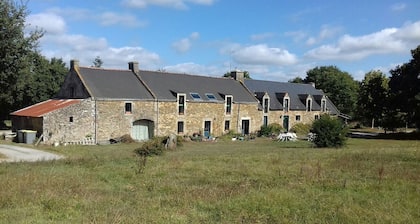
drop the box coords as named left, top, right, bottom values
left=0, top=144, right=63, bottom=163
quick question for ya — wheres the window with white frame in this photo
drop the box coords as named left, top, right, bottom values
left=296, top=115, right=301, bottom=121
left=263, top=97, right=269, bottom=113
left=283, top=97, right=290, bottom=112
left=321, top=98, right=327, bottom=112
left=225, top=95, right=232, bottom=114
left=306, top=98, right=312, bottom=112
left=178, top=94, right=186, bottom=115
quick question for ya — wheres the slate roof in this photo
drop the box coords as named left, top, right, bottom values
left=11, top=99, right=81, bottom=117
left=244, top=79, right=340, bottom=114
left=139, top=70, right=257, bottom=103
left=78, top=67, right=154, bottom=100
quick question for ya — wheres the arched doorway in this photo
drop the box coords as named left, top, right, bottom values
left=132, top=119, right=154, bottom=141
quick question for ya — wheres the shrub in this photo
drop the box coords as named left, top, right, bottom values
left=134, top=136, right=168, bottom=157
left=290, top=123, right=311, bottom=136
left=311, top=115, right=348, bottom=148
left=259, top=123, right=284, bottom=137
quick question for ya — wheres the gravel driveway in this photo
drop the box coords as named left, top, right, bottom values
left=0, top=144, right=63, bottom=162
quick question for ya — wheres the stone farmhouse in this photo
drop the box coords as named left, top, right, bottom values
left=11, top=60, right=340, bottom=145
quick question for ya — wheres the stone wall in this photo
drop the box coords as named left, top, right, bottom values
left=266, top=110, right=325, bottom=130
left=156, top=101, right=262, bottom=136
left=43, top=99, right=95, bottom=144
left=95, top=100, right=156, bottom=142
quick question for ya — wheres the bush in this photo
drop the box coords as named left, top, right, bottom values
left=311, top=115, right=348, bottom=148
left=290, top=123, right=311, bottom=136
left=259, top=123, right=284, bottom=137
left=134, top=136, right=168, bottom=157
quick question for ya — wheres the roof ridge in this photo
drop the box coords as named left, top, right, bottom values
left=79, top=66, right=131, bottom=72
left=140, top=69, right=232, bottom=80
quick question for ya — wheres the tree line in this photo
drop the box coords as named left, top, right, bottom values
left=1, top=0, right=419, bottom=132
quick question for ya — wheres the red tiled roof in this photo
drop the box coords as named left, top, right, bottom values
left=10, top=99, right=81, bottom=117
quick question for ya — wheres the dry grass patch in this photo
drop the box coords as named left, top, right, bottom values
left=0, top=138, right=419, bottom=223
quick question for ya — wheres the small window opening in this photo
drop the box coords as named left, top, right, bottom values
left=69, top=116, right=74, bottom=122
left=125, top=102, right=132, bottom=113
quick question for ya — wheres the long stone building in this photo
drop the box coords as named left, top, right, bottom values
left=11, top=60, right=340, bottom=144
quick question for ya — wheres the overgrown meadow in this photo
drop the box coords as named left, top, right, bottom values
left=0, top=138, right=419, bottom=223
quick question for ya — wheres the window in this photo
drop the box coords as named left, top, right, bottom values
left=205, top=93, right=217, bottom=101
left=225, top=95, right=232, bottom=114
left=125, top=102, right=132, bottom=114
left=69, top=87, right=75, bottom=98
left=283, top=98, right=289, bottom=112
left=263, top=116, right=268, bottom=126
left=177, top=121, right=184, bottom=134
left=190, top=92, right=202, bottom=101
left=178, top=94, right=185, bottom=115
left=224, top=120, right=230, bottom=131
left=321, top=99, right=327, bottom=112
left=263, top=98, right=269, bottom=113
left=69, top=116, right=74, bottom=122
left=315, top=115, right=319, bottom=120
left=306, top=98, right=312, bottom=112
left=296, top=115, right=301, bottom=121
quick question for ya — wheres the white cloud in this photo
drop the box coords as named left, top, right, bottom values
left=163, top=62, right=222, bottom=76
left=172, top=32, right=200, bottom=53
left=390, top=3, right=406, bottom=12
left=26, top=13, right=66, bottom=35
left=99, top=12, right=147, bottom=27
left=305, top=21, right=420, bottom=61
left=122, top=0, right=215, bottom=10
left=231, top=44, right=298, bottom=66
left=306, top=25, right=341, bottom=46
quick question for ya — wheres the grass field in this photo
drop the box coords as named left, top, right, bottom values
left=0, top=138, right=419, bottom=223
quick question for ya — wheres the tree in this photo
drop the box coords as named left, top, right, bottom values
left=289, top=76, right=304, bottom=83
left=311, top=114, right=348, bottom=148
left=304, top=66, right=359, bottom=117
left=223, top=71, right=251, bottom=79
left=388, top=45, right=420, bottom=130
left=0, top=0, right=44, bottom=121
left=357, top=70, right=389, bottom=128
left=92, top=56, right=103, bottom=68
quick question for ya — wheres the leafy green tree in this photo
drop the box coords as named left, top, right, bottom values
left=304, top=66, right=359, bottom=117
left=311, top=115, right=348, bottom=148
left=388, top=45, right=420, bottom=130
left=223, top=71, right=251, bottom=79
left=357, top=70, right=389, bottom=128
left=288, top=76, right=304, bottom=83
left=0, top=0, right=43, bottom=121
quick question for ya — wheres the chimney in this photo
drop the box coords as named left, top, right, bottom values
left=70, top=59, right=79, bottom=70
left=231, top=70, right=244, bottom=83
left=129, top=61, right=139, bottom=74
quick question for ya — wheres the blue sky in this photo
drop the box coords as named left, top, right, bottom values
left=26, top=0, right=420, bottom=81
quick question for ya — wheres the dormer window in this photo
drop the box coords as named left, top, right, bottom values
left=263, top=96, right=269, bottom=113
left=306, top=98, right=312, bottom=112
left=321, top=98, right=327, bottom=112
left=190, top=92, right=202, bottom=101
left=225, top=95, right=232, bottom=115
left=178, top=93, right=186, bottom=115
left=283, top=97, right=290, bottom=112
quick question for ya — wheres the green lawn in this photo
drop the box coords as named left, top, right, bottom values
left=0, top=138, right=419, bottom=223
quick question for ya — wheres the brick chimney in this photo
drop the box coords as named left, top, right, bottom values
left=129, top=61, right=139, bottom=74
left=231, top=70, right=244, bottom=83
left=70, top=59, right=79, bottom=70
